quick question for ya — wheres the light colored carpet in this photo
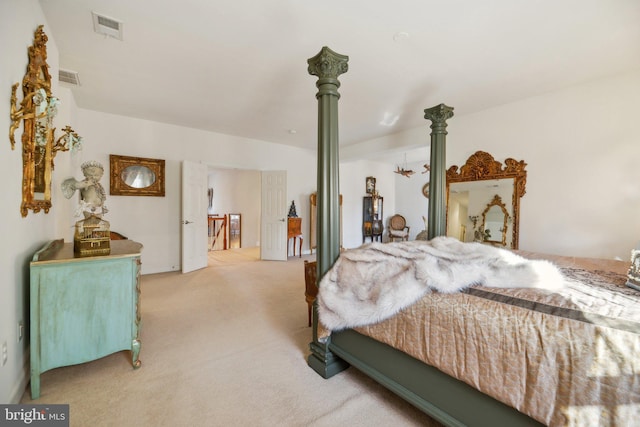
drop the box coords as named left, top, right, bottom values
left=21, top=247, right=441, bottom=426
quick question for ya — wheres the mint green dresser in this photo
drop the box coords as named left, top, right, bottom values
left=30, top=239, right=143, bottom=399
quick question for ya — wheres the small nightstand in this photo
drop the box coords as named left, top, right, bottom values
left=288, top=217, right=303, bottom=257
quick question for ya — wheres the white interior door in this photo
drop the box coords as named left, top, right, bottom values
left=182, top=160, right=208, bottom=273
left=260, top=171, right=287, bottom=261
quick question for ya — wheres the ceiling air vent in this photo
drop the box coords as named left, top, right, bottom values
left=92, top=12, right=123, bottom=40
left=59, top=69, right=81, bottom=86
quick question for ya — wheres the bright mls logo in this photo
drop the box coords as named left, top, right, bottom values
left=1, top=405, right=69, bottom=426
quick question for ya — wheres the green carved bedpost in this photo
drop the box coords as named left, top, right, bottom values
left=424, top=104, right=454, bottom=239
left=306, top=46, right=350, bottom=378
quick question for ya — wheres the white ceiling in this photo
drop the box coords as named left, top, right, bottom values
left=39, top=0, right=640, bottom=162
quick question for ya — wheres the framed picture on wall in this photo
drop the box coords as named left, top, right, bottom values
left=366, top=176, right=376, bottom=194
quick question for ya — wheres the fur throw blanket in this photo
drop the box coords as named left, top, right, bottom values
left=317, top=237, right=565, bottom=331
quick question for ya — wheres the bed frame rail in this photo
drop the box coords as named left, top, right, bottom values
left=330, top=330, right=543, bottom=427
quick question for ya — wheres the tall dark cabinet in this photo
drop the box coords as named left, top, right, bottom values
left=363, top=196, right=383, bottom=242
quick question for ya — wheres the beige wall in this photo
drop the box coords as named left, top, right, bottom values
left=451, top=71, right=640, bottom=259
left=73, top=109, right=317, bottom=274
left=375, top=71, right=640, bottom=260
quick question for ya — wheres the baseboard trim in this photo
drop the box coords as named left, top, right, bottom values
left=9, top=345, right=29, bottom=403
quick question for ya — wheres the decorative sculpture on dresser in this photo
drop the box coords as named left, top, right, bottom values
left=62, top=160, right=111, bottom=256
left=62, top=160, right=108, bottom=217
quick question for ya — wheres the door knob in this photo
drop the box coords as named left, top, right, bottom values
left=183, top=220, right=193, bottom=225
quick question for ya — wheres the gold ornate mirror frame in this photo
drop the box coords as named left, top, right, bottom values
left=110, top=154, right=166, bottom=196
left=9, top=26, right=55, bottom=216
left=481, top=194, right=509, bottom=246
left=446, top=150, right=527, bottom=249
left=9, top=26, right=79, bottom=217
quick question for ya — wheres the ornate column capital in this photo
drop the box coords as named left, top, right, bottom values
left=308, top=46, right=349, bottom=79
left=424, top=103, right=455, bottom=133
left=308, top=47, right=349, bottom=96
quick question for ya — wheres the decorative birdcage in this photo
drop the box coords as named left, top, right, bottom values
left=74, top=215, right=111, bottom=257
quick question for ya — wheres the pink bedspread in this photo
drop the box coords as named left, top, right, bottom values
left=353, top=253, right=640, bottom=426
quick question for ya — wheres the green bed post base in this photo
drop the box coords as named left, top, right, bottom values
left=306, top=46, right=349, bottom=379
left=308, top=340, right=350, bottom=379
left=308, top=299, right=350, bottom=378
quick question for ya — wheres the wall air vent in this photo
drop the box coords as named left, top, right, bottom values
left=92, top=12, right=123, bottom=40
left=59, top=69, right=81, bottom=86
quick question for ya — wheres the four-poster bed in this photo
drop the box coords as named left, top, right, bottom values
left=306, top=47, right=640, bottom=427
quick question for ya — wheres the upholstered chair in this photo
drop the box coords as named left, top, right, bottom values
left=388, top=214, right=410, bottom=241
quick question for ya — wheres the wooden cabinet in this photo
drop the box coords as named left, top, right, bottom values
left=287, top=217, right=302, bottom=257
left=363, top=196, right=383, bottom=243
left=29, top=239, right=143, bottom=399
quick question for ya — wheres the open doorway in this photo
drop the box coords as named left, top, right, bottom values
left=207, top=168, right=261, bottom=260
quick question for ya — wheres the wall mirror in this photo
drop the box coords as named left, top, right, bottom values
left=480, top=194, right=509, bottom=246
left=446, top=151, right=527, bottom=249
left=110, top=154, right=165, bottom=196
left=9, top=26, right=56, bottom=217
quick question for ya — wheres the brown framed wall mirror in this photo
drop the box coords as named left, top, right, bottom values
left=110, top=154, right=165, bottom=196
left=446, top=150, right=527, bottom=249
